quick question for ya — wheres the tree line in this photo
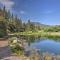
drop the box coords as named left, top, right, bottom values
left=0, top=6, right=60, bottom=37
left=0, top=6, right=42, bottom=34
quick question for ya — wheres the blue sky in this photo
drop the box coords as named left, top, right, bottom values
left=0, top=0, right=60, bottom=25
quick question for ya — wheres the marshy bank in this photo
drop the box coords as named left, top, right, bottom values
left=13, top=31, right=60, bottom=37
left=8, top=36, right=60, bottom=60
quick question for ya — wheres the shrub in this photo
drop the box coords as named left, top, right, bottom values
left=0, top=31, right=6, bottom=38
left=9, top=37, right=24, bottom=55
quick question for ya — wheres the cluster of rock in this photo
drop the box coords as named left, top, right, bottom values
left=24, top=45, right=60, bottom=60
left=25, top=50, right=60, bottom=60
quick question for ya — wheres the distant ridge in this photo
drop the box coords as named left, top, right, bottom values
left=31, top=22, right=51, bottom=27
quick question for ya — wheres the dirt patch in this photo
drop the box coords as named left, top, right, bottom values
left=0, top=39, right=22, bottom=60
left=0, top=39, right=8, bottom=47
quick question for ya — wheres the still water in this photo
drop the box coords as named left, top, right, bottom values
left=10, top=35, right=60, bottom=55
left=30, top=39, right=60, bottom=55
left=21, top=36, right=60, bottom=55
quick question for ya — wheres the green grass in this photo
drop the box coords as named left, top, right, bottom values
left=13, top=31, right=60, bottom=38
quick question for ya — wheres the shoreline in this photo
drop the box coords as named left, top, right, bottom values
left=12, top=31, right=60, bottom=37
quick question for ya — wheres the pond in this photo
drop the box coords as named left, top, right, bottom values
left=30, top=39, right=60, bottom=55
left=9, top=35, right=60, bottom=55
left=19, top=35, right=60, bottom=55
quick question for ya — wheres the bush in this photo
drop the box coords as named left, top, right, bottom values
left=9, top=37, right=24, bottom=55
left=0, top=30, right=6, bottom=38
left=11, top=44, right=24, bottom=55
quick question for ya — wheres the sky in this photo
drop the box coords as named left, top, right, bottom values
left=0, top=0, right=60, bottom=25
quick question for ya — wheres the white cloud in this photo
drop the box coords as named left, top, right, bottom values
left=41, top=10, right=54, bottom=14
left=44, top=11, right=53, bottom=14
left=0, top=0, right=15, bottom=10
left=20, top=10, right=26, bottom=14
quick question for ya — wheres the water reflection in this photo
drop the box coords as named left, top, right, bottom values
left=30, top=40, right=60, bottom=55
left=9, top=35, right=60, bottom=55
left=18, top=35, right=60, bottom=55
